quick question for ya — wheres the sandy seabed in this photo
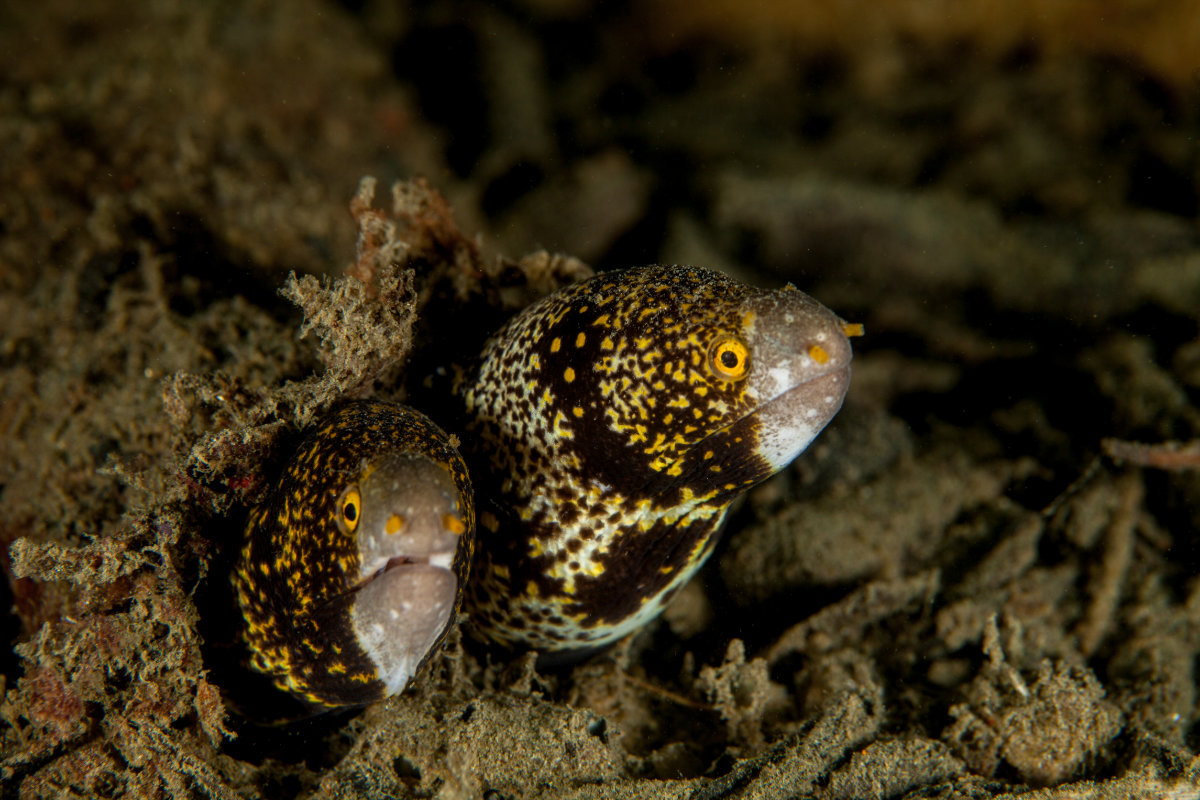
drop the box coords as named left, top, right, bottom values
left=2, top=2, right=1200, bottom=798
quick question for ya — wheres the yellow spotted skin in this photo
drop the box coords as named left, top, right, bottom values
left=233, top=400, right=474, bottom=710
left=461, top=265, right=854, bottom=654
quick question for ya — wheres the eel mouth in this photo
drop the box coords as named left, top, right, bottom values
left=713, top=362, right=852, bottom=441
left=756, top=363, right=851, bottom=416
left=357, top=550, right=456, bottom=592
left=672, top=362, right=851, bottom=479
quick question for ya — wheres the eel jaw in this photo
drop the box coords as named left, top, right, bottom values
left=751, top=363, right=851, bottom=472
left=348, top=452, right=467, bottom=696
left=736, top=286, right=855, bottom=472
left=350, top=558, right=458, bottom=696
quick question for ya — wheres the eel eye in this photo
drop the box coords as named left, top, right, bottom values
left=338, top=487, right=361, bottom=532
left=707, top=335, right=751, bottom=382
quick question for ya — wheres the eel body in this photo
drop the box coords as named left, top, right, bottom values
left=461, top=265, right=854, bottom=654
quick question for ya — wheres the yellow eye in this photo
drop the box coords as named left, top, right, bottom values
left=707, top=335, right=750, bottom=382
left=338, top=487, right=361, bottom=532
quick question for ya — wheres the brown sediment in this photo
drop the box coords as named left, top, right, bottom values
left=1103, top=437, right=1200, bottom=470
left=2, top=2, right=1200, bottom=798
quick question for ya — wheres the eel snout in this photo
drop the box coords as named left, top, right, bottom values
left=350, top=452, right=469, bottom=695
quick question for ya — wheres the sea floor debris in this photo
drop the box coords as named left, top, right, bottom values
left=3, top=2, right=1200, bottom=798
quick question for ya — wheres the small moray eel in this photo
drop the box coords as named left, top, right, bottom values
left=462, top=264, right=856, bottom=654
left=233, top=400, right=474, bottom=710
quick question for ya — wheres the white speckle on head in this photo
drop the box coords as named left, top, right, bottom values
left=766, top=366, right=792, bottom=397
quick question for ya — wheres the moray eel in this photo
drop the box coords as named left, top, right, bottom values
left=232, top=400, right=474, bottom=710
left=461, top=264, right=856, bottom=655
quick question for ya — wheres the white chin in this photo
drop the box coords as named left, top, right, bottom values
left=755, top=367, right=851, bottom=471
left=351, top=564, right=458, bottom=696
